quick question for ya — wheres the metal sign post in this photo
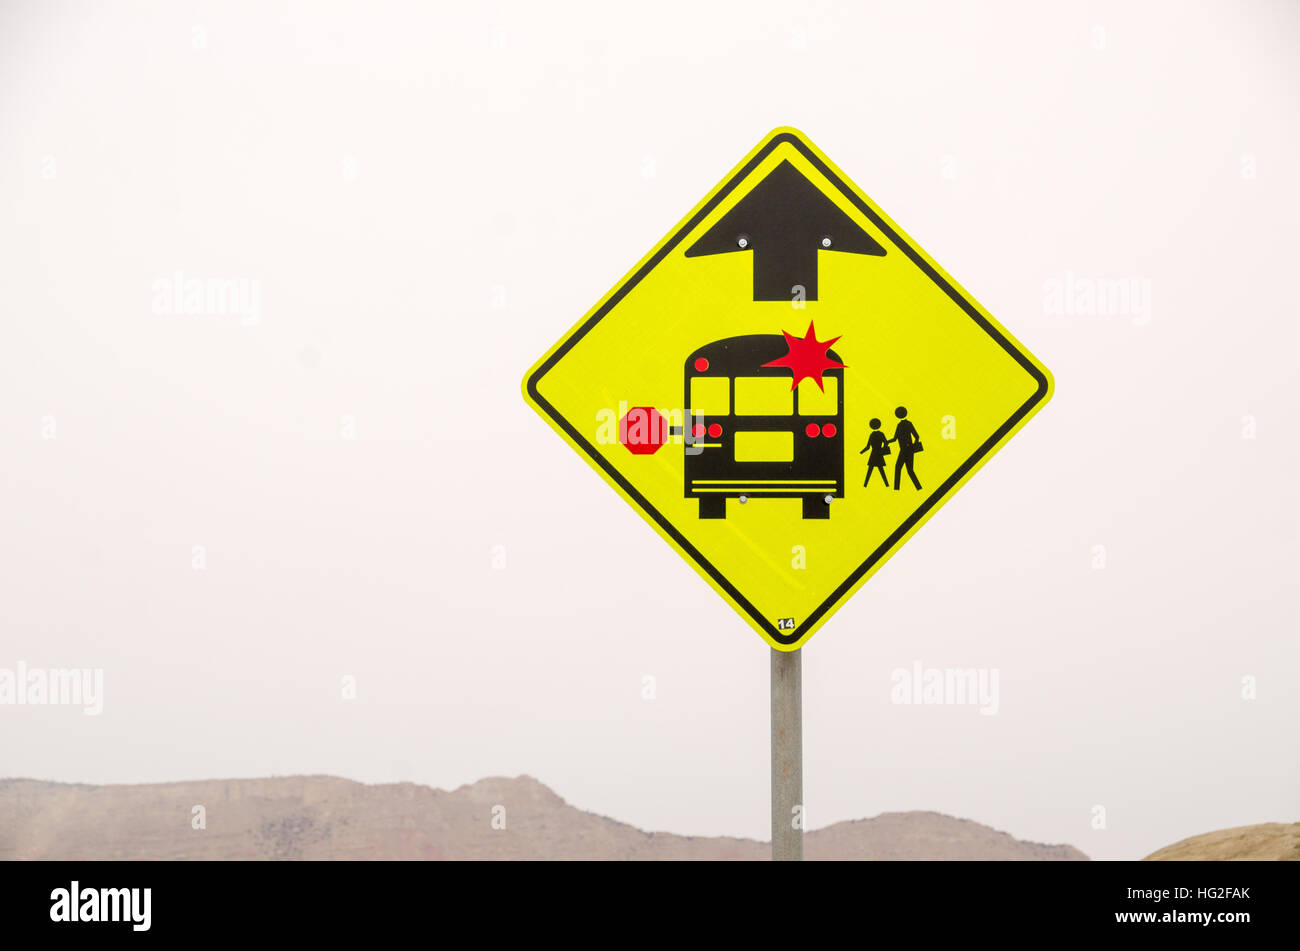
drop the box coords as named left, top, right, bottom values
left=771, top=647, right=802, bottom=861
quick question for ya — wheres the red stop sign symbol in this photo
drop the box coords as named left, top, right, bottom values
left=619, top=406, right=668, bottom=455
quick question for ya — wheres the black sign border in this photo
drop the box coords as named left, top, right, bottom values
left=525, top=131, right=1050, bottom=647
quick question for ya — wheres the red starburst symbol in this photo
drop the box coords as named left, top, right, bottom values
left=761, top=321, right=846, bottom=391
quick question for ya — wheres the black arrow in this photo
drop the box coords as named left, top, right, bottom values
left=684, top=159, right=886, bottom=302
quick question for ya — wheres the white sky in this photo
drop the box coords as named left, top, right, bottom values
left=1, top=0, right=1297, bottom=861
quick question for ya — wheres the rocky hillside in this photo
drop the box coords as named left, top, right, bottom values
left=0, top=775, right=1087, bottom=860
left=1144, top=823, right=1300, bottom=861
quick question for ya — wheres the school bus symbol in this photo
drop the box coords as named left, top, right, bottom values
left=676, top=334, right=844, bottom=520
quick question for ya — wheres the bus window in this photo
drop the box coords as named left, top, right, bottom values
left=797, top=377, right=837, bottom=415
left=734, top=377, right=793, bottom=415
left=690, top=376, right=729, bottom=417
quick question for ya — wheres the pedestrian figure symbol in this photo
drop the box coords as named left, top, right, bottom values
left=889, top=406, right=923, bottom=490
left=859, top=417, right=891, bottom=487
left=862, top=407, right=923, bottom=490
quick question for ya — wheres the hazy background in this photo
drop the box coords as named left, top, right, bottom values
left=1, top=0, right=1296, bottom=861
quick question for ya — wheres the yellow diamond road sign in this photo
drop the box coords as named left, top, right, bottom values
left=523, top=128, right=1053, bottom=650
